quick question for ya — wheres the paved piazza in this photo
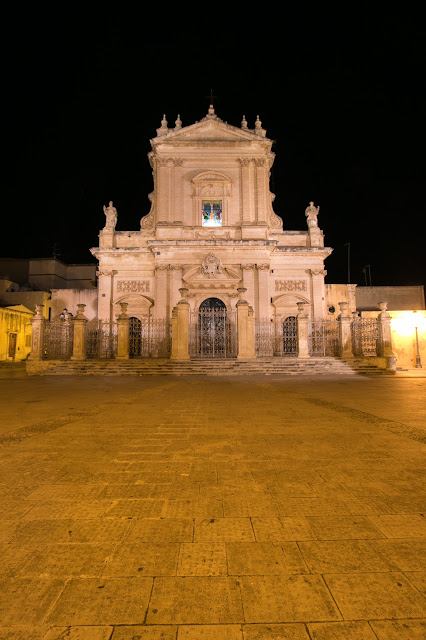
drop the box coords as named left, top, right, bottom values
left=0, top=369, right=425, bottom=639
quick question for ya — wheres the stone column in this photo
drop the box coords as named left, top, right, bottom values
left=237, top=288, right=256, bottom=359
left=170, top=288, right=190, bottom=361
left=297, top=301, right=310, bottom=358
left=116, top=303, right=130, bottom=360
left=377, top=301, right=396, bottom=370
left=71, top=304, right=88, bottom=361
left=338, top=301, right=353, bottom=358
left=29, top=304, right=45, bottom=361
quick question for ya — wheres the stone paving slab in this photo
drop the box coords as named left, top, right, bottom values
left=0, top=374, right=426, bottom=635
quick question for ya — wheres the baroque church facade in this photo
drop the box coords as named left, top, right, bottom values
left=89, top=105, right=332, bottom=357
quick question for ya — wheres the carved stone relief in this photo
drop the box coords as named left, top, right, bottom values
left=275, top=280, right=307, bottom=292
left=117, top=280, right=150, bottom=293
left=201, top=254, right=223, bottom=278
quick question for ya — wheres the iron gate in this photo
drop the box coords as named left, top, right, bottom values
left=351, top=317, right=379, bottom=356
left=43, top=321, right=73, bottom=360
left=190, top=299, right=236, bottom=358
left=86, top=321, right=117, bottom=359
left=255, top=316, right=298, bottom=357
left=309, top=320, right=340, bottom=356
left=129, top=316, right=171, bottom=358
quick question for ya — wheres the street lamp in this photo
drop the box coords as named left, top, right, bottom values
left=413, top=311, right=422, bottom=369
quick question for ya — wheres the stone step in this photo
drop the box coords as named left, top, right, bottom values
left=26, top=357, right=394, bottom=376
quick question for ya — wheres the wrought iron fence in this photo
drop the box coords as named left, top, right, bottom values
left=129, top=317, right=171, bottom=358
left=351, top=317, right=379, bottom=356
left=86, top=321, right=118, bottom=359
left=255, top=317, right=298, bottom=357
left=43, top=321, right=73, bottom=360
left=190, top=308, right=237, bottom=358
left=309, top=320, right=340, bottom=356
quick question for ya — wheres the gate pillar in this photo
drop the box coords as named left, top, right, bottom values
left=116, top=303, right=130, bottom=360
left=237, top=288, right=256, bottom=359
left=171, top=288, right=190, bottom=360
left=338, top=301, right=353, bottom=358
left=296, top=302, right=310, bottom=358
left=28, top=304, right=45, bottom=361
left=377, top=302, right=396, bottom=370
left=71, top=304, right=88, bottom=360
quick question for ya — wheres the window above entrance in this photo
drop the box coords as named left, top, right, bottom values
left=202, top=200, right=222, bottom=227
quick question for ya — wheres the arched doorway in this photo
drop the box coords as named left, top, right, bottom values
left=129, top=317, right=142, bottom=357
left=283, top=316, right=298, bottom=355
left=197, top=298, right=229, bottom=357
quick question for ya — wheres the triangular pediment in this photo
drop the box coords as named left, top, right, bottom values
left=153, top=117, right=268, bottom=145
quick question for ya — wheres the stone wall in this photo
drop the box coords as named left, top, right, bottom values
left=51, top=289, right=98, bottom=321
left=356, top=286, right=425, bottom=311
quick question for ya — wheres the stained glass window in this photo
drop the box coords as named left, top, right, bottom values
left=202, top=200, right=222, bottom=227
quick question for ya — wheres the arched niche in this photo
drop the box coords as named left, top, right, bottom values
left=272, top=293, right=310, bottom=321
left=113, top=294, right=154, bottom=320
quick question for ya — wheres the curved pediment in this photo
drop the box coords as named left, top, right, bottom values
left=192, top=171, right=231, bottom=185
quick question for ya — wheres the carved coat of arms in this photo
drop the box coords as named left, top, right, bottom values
left=201, top=253, right=223, bottom=278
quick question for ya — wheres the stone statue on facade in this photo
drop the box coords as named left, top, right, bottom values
left=103, top=201, right=117, bottom=231
left=305, top=201, right=319, bottom=228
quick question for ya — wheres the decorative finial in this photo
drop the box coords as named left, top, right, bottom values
left=175, top=114, right=182, bottom=130
left=241, top=115, right=248, bottom=129
left=207, top=104, right=215, bottom=117
left=157, top=114, right=169, bottom=137
left=254, top=115, right=266, bottom=137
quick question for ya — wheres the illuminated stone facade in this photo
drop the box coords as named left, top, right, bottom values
left=90, top=106, right=332, bottom=332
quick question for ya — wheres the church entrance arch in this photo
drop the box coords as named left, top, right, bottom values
left=192, top=297, right=234, bottom=358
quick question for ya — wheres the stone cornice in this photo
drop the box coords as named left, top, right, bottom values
left=146, top=240, right=279, bottom=248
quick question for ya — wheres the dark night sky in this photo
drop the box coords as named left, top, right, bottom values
left=2, top=8, right=425, bottom=287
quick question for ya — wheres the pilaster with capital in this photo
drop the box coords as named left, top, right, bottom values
left=97, top=270, right=117, bottom=321
left=253, top=158, right=267, bottom=225
left=309, top=269, right=327, bottom=320
left=170, top=265, right=184, bottom=309
left=156, top=158, right=171, bottom=224
left=238, top=158, right=253, bottom=224
left=256, top=263, right=270, bottom=319
left=154, top=264, right=170, bottom=321
left=241, top=264, right=256, bottom=311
